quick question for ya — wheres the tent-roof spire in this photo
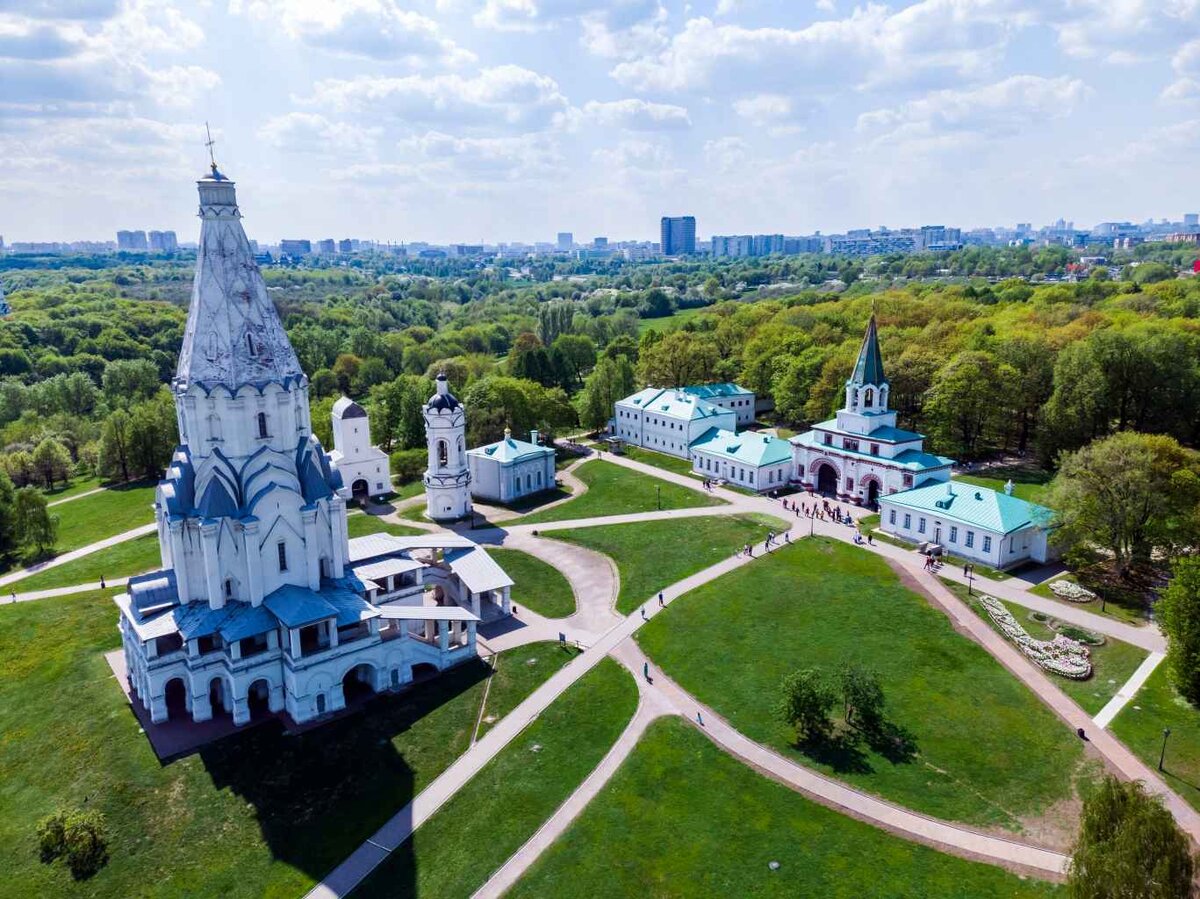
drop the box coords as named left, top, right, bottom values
left=850, top=313, right=886, bottom=387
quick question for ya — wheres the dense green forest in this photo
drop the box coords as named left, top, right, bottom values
left=0, top=247, right=1197, bottom=566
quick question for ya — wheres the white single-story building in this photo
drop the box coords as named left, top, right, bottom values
left=329, top=397, right=391, bottom=501
left=878, top=480, right=1059, bottom=569
left=681, top=383, right=756, bottom=426
left=613, top=387, right=737, bottom=459
left=467, top=428, right=556, bottom=504
left=690, top=427, right=793, bottom=493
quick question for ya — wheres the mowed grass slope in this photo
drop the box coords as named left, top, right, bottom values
left=638, top=538, right=1090, bottom=831
left=487, top=547, right=576, bottom=618
left=553, top=513, right=789, bottom=614
left=1110, top=664, right=1200, bottom=813
left=518, top=459, right=724, bottom=525
left=509, top=718, right=1059, bottom=899
left=9, top=532, right=162, bottom=592
left=355, top=657, right=638, bottom=899
left=0, top=594, right=567, bottom=897
left=345, top=512, right=428, bottom=539
left=50, top=481, right=158, bottom=552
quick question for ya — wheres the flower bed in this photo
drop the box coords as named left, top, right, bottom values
left=979, top=595, right=1092, bottom=679
left=1049, top=580, right=1096, bottom=603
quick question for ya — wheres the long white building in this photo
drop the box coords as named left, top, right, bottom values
left=613, top=387, right=736, bottom=459
left=114, top=163, right=509, bottom=732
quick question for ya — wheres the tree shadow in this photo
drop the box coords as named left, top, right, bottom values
left=197, top=657, right=492, bottom=892
left=863, top=720, right=920, bottom=765
left=794, top=731, right=874, bottom=775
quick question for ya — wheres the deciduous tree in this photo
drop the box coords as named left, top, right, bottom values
left=1159, top=556, right=1200, bottom=705
left=775, top=668, right=835, bottom=741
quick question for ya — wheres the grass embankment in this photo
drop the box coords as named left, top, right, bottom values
left=553, top=513, right=789, bottom=615
left=50, top=481, right=158, bottom=552
left=509, top=718, right=1059, bottom=899
left=355, top=657, right=638, bottom=899
left=0, top=592, right=569, bottom=897
left=9, top=533, right=161, bottom=593
left=620, top=445, right=698, bottom=478
left=42, top=474, right=103, bottom=501
left=1111, top=664, right=1200, bottom=813
left=954, top=471, right=1050, bottom=504
left=638, top=538, right=1091, bottom=831
left=519, top=459, right=724, bottom=526
left=942, top=578, right=1149, bottom=716
left=487, top=547, right=576, bottom=619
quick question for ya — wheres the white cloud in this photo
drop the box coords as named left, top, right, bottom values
left=259, top=112, right=379, bottom=155
left=304, top=65, right=569, bottom=132
left=229, top=0, right=474, bottom=65
left=568, top=98, right=691, bottom=130
left=703, top=135, right=749, bottom=173
left=857, top=75, right=1089, bottom=149
left=732, top=93, right=791, bottom=126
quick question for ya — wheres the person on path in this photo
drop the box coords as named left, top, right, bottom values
left=100, top=574, right=106, bottom=589
left=641, top=606, right=648, bottom=620
left=867, top=533, right=874, bottom=546
left=784, top=532, right=791, bottom=544
left=747, top=544, right=754, bottom=557
left=658, top=591, right=664, bottom=607
left=643, top=661, right=649, bottom=680
left=697, top=710, right=704, bottom=727
left=963, top=562, right=969, bottom=576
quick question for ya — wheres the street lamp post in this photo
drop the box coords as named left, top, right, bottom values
left=1160, top=727, right=1172, bottom=771
left=966, top=566, right=975, bottom=596
left=656, top=485, right=661, bottom=511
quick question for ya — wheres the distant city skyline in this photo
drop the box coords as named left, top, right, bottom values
left=6, top=2, right=1200, bottom=244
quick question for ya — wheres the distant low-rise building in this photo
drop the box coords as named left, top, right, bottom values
left=690, top=428, right=792, bottom=493
left=467, top=428, right=556, bottom=504
left=280, top=239, right=311, bottom=257
left=329, top=397, right=390, bottom=501
left=680, top=383, right=756, bottom=426
left=879, top=480, right=1059, bottom=569
left=613, top=387, right=736, bottom=459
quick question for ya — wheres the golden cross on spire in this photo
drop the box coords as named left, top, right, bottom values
left=204, top=122, right=218, bottom=175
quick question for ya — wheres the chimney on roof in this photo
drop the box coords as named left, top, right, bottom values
left=1003, top=479, right=1015, bottom=496
left=530, top=428, right=539, bottom=445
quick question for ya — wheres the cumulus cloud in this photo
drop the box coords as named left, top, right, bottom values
left=303, top=65, right=569, bottom=132
left=703, top=135, right=749, bottom=174
left=856, top=74, right=1089, bottom=149
left=732, top=93, right=791, bottom=126
left=258, top=112, right=380, bottom=156
left=566, top=98, right=691, bottom=131
left=229, top=0, right=474, bottom=65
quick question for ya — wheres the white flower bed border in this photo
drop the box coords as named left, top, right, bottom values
left=1049, top=580, right=1096, bottom=603
left=979, top=595, right=1092, bottom=679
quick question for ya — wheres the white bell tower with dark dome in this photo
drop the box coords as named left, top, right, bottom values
left=422, top=373, right=472, bottom=520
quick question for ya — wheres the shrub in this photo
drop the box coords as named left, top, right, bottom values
left=1057, top=624, right=1105, bottom=646
left=389, top=447, right=426, bottom=484
left=35, top=808, right=109, bottom=880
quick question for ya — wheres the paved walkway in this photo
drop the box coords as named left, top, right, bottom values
left=1093, top=652, right=1166, bottom=729
left=0, top=522, right=156, bottom=593
left=4, top=577, right=130, bottom=604
left=46, top=485, right=106, bottom=507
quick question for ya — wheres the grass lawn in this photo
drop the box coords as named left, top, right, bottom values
left=518, top=459, right=725, bottom=526
left=475, top=644, right=582, bottom=737
left=345, top=511, right=428, bottom=538
left=49, top=480, right=158, bottom=553
left=942, top=578, right=1149, bottom=716
left=638, top=538, right=1091, bottom=832
left=9, top=533, right=162, bottom=592
left=1029, top=574, right=1147, bottom=627
left=0, top=593, right=569, bottom=898
left=955, top=473, right=1049, bottom=504
left=1110, top=664, right=1200, bottom=813
left=355, top=656, right=638, bottom=899
left=621, top=445, right=698, bottom=478
left=43, top=474, right=103, bottom=502
left=552, top=513, right=790, bottom=615
left=388, top=480, right=425, bottom=501
left=487, top=547, right=576, bottom=619
left=509, top=718, right=1059, bottom=899
left=636, top=305, right=711, bottom=336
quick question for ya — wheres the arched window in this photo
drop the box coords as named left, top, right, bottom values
left=257, top=412, right=268, bottom=438
left=207, top=412, right=222, bottom=442
left=224, top=578, right=233, bottom=598
left=246, top=333, right=255, bottom=355
left=863, top=388, right=874, bottom=409
left=437, top=440, right=448, bottom=467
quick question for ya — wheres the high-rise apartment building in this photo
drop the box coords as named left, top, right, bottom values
left=148, top=230, right=178, bottom=252
left=316, top=239, right=336, bottom=255
left=556, top=232, right=573, bottom=251
left=279, top=239, right=312, bottom=257
left=117, top=230, right=148, bottom=251
left=660, top=216, right=696, bottom=256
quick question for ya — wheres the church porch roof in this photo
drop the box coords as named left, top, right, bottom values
left=881, top=479, right=1055, bottom=534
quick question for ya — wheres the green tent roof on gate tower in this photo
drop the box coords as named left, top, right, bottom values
left=849, top=314, right=886, bottom=387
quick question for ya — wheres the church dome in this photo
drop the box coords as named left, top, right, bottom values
left=427, top=372, right=460, bottom=411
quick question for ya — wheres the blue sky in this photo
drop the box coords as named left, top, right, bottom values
left=4, top=0, right=1200, bottom=244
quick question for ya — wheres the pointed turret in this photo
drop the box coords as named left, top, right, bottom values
left=849, top=314, right=886, bottom=387
left=174, top=167, right=303, bottom=392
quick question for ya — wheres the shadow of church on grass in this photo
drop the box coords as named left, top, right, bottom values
left=194, top=656, right=493, bottom=894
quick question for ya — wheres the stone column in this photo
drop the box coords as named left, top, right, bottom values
left=501, top=585, right=512, bottom=615
left=169, top=518, right=192, bottom=603
left=466, top=620, right=477, bottom=650
left=242, top=519, right=263, bottom=605
left=301, top=507, right=321, bottom=590
left=288, top=628, right=301, bottom=658
left=201, top=521, right=223, bottom=609
left=328, top=619, right=339, bottom=649
left=438, top=620, right=450, bottom=651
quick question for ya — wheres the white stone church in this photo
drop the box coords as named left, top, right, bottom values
left=114, top=164, right=512, bottom=730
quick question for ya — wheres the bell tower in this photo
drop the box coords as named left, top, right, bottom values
left=422, top=373, right=472, bottom=520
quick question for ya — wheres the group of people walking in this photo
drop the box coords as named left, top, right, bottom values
left=780, top=495, right=852, bottom=526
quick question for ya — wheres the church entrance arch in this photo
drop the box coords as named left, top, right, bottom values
left=865, top=478, right=881, bottom=508
left=342, top=664, right=377, bottom=704
left=815, top=463, right=839, bottom=497
left=164, top=677, right=188, bottom=721
left=209, top=676, right=231, bottom=718
left=247, top=678, right=272, bottom=720
left=351, top=478, right=369, bottom=502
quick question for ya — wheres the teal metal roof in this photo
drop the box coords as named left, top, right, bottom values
left=467, top=433, right=554, bottom=464
left=690, top=427, right=792, bottom=466
left=882, top=480, right=1054, bottom=534
left=682, top=382, right=752, bottom=400
left=803, top=420, right=925, bottom=444
left=849, top=315, right=886, bottom=387
left=791, top=431, right=952, bottom=472
left=617, top=388, right=732, bottom=422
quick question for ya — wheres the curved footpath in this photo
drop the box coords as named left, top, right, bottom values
left=0, top=522, right=156, bottom=595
